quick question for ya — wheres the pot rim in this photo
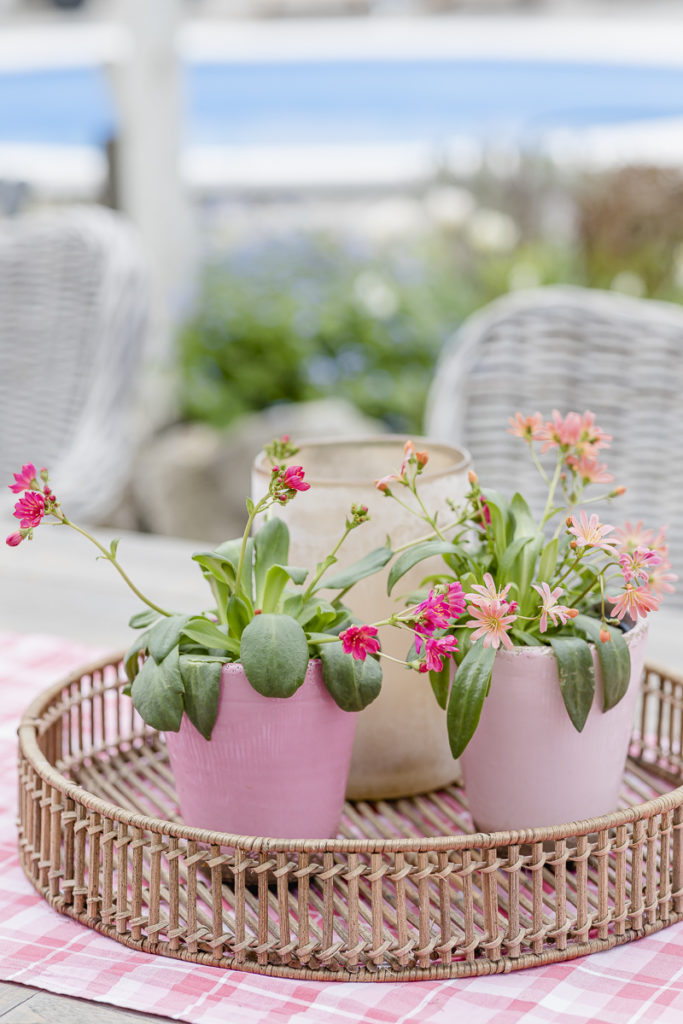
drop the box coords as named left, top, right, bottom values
left=491, top=615, right=648, bottom=660
left=252, top=434, right=472, bottom=486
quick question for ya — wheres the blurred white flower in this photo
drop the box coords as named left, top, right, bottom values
left=610, top=270, right=646, bottom=297
left=361, top=198, right=425, bottom=242
left=353, top=271, right=399, bottom=320
left=508, top=261, right=541, bottom=291
left=424, top=186, right=476, bottom=230
left=466, top=208, right=520, bottom=253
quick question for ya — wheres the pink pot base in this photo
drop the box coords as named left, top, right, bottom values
left=164, top=660, right=358, bottom=840
left=460, top=621, right=649, bottom=833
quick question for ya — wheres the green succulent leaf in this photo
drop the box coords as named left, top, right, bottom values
left=124, top=628, right=151, bottom=684
left=254, top=517, right=290, bottom=603
left=498, top=535, right=534, bottom=577
left=480, top=490, right=508, bottom=558
left=318, top=641, right=382, bottom=711
left=131, top=648, right=185, bottom=732
left=538, top=538, right=559, bottom=583
left=128, top=609, right=161, bottom=630
left=192, top=551, right=236, bottom=587
left=387, top=541, right=456, bottom=595
left=509, top=493, right=537, bottom=539
left=148, top=614, right=192, bottom=663
left=109, top=538, right=120, bottom=559
left=573, top=614, right=631, bottom=711
left=181, top=617, right=240, bottom=655
left=213, top=537, right=254, bottom=598
left=550, top=635, right=595, bottom=732
left=178, top=656, right=222, bottom=740
left=240, top=613, right=309, bottom=697
left=226, top=595, right=251, bottom=639
left=322, top=546, right=394, bottom=592
left=446, top=640, right=496, bottom=758
left=429, top=662, right=451, bottom=710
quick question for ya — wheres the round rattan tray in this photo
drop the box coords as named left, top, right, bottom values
left=17, top=654, right=683, bottom=981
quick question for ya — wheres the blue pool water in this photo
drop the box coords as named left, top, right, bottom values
left=1, top=59, right=682, bottom=147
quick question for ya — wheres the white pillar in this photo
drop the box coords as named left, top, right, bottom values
left=108, top=0, right=195, bottom=426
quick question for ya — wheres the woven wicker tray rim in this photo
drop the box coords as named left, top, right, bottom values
left=18, top=652, right=683, bottom=852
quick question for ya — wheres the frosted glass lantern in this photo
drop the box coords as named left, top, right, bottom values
left=252, top=436, right=471, bottom=800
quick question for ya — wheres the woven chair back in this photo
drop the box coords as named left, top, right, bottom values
left=0, top=205, right=147, bottom=522
left=426, top=286, right=683, bottom=605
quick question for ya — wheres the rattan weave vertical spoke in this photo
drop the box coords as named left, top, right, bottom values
left=17, top=655, right=683, bottom=981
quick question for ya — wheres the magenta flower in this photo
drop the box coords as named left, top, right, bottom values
left=531, top=583, right=577, bottom=633
left=619, top=547, right=663, bottom=586
left=417, top=635, right=458, bottom=674
left=607, top=585, right=659, bottom=621
left=13, top=491, right=45, bottom=528
left=444, top=582, right=466, bottom=619
left=282, top=466, right=310, bottom=492
left=9, top=463, right=37, bottom=494
left=465, top=599, right=517, bottom=650
left=339, top=624, right=381, bottom=661
left=5, top=531, right=24, bottom=547
left=568, top=511, right=617, bottom=553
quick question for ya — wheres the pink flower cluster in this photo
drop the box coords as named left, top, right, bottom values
left=464, top=574, right=518, bottom=650
left=607, top=521, right=677, bottom=620
left=340, top=583, right=466, bottom=674
left=509, top=410, right=615, bottom=486
left=375, top=440, right=428, bottom=493
left=269, top=464, right=310, bottom=504
left=6, top=463, right=56, bottom=547
left=412, top=584, right=466, bottom=673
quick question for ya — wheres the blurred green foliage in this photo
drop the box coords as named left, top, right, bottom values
left=179, top=168, right=683, bottom=433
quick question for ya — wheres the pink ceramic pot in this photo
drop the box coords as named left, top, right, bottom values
left=459, top=620, right=648, bottom=833
left=164, top=660, right=357, bottom=839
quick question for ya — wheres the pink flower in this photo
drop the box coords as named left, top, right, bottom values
left=13, top=491, right=45, bottom=528
left=613, top=520, right=656, bottom=553
left=619, top=547, right=663, bottom=586
left=374, top=473, right=400, bottom=492
left=466, top=573, right=512, bottom=609
left=5, top=531, right=24, bottom=547
left=607, top=585, right=659, bottom=621
left=339, top=624, right=381, bottom=661
left=648, top=560, right=677, bottom=599
left=417, top=635, right=458, bottom=673
left=465, top=599, right=517, bottom=650
left=8, top=463, right=37, bottom=494
left=413, top=584, right=466, bottom=637
left=531, top=582, right=577, bottom=633
left=539, top=410, right=611, bottom=455
left=567, top=511, right=617, bottom=552
left=282, top=466, right=310, bottom=492
left=565, top=454, right=613, bottom=485
left=507, top=412, right=544, bottom=441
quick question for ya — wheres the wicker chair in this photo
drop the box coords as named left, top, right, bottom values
left=425, top=285, right=683, bottom=606
left=0, top=205, right=147, bottom=522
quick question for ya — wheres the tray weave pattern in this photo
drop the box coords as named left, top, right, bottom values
left=17, top=655, right=683, bottom=981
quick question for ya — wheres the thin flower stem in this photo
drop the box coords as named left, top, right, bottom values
left=541, top=455, right=565, bottom=524
left=235, top=495, right=270, bottom=597
left=56, top=515, right=172, bottom=617
left=529, top=441, right=551, bottom=485
left=408, top=480, right=446, bottom=541
left=301, top=525, right=352, bottom=600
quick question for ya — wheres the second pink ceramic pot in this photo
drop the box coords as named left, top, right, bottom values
left=164, top=659, right=357, bottom=839
left=459, top=620, right=649, bottom=833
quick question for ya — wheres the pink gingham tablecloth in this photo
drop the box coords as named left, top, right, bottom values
left=4, top=632, right=683, bottom=1024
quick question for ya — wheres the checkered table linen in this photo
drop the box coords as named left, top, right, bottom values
left=4, top=632, right=683, bottom=1024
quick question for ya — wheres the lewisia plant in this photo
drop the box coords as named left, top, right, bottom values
left=6, top=438, right=403, bottom=739
left=347, top=416, right=675, bottom=758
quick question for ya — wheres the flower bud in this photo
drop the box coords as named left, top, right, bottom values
left=567, top=608, right=579, bottom=618
left=611, top=485, right=626, bottom=497
left=415, top=450, right=429, bottom=468
left=468, top=470, right=478, bottom=486
left=599, top=627, right=611, bottom=643
left=570, top=539, right=577, bottom=550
